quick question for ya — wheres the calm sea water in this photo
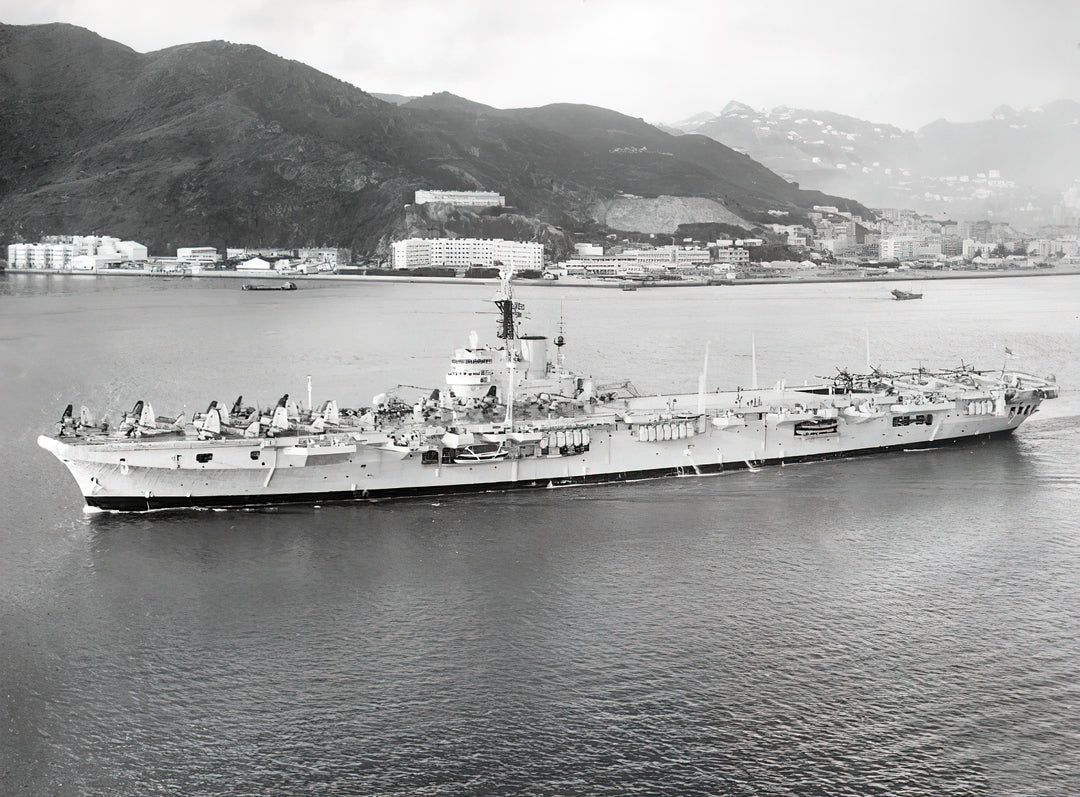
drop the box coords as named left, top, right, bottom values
left=2, top=272, right=1079, bottom=796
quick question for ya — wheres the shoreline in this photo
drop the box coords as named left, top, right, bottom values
left=2, top=264, right=1078, bottom=289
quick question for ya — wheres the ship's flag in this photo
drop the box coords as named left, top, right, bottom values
left=1005, top=347, right=1014, bottom=356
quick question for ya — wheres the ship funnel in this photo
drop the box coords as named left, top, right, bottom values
left=468, top=330, right=479, bottom=350
left=518, top=335, right=549, bottom=379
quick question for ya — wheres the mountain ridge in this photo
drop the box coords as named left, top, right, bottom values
left=0, top=23, right=870, bottom=258
left=667, top=100, right=1080, bottom=218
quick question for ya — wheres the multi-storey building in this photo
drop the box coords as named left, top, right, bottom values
left=1027, top=240, right=1058, bottom=259
left=940, top=236, right=963, bottom=258
left=880, top=235, right=943, bottom=262
left=177, top=247, right=221, bottom=263
left=414, top=190, right=506, bottom=208
left=7, top=242, right=73, bottom=269
left=621, top=246, right=711, bottom=267
left=8, top=235, right=146, bottom=269
left=714, top=246, right=750, bottom=266
left=560, top=257, right=645, bottom=278
left=962, top=239, right=986, bottom=259
left=391, top=238, right=543, bottom=271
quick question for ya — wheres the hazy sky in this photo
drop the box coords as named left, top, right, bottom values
left=5, top=0, right=1079, bottom=129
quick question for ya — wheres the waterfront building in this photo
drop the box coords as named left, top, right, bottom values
left=116, top=241, right=147, bottom=261
left=413, top=190, right=506, bottom=208
left=555, top=245, right=710, bottom=277
left=391, top=238, right=543, bottom=271
left=177, top=247, right=221, bottom=263
left=237, top=257, right=273, bottom=271
left=622, top=246, right=710, bottom=267
left=715, top=246, right=750, bottom=266
left=561, top=257, right=646, bottom=278
left=7, top=235, right=147, bottom=269
left=880, top=235, right=943, bottom=262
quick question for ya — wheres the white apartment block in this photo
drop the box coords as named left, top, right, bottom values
left=880, top=235, right=943, bottom=262
left=414, top=190, right=506, bottom=208
left=880, top=236, right=917, bottom=261
left=715, top=246, right=750, bottom=266
left=1028, top=238, right=1054, bottom=258
left=962, top=239, right=984, bottom=259
left=391, top=238, right=543, bottom=271
left=7, top=242, right=72, bottom=269
left=7, top=235, right=147, bottom=269
left=1026, top=238, right=1080, bottom=259
left=673, top=247, right=711, bottom=266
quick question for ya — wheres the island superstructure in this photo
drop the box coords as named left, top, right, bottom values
left=39, top=269, right=1059, bottom=512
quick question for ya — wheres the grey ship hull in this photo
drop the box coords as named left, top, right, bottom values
left=76, top=429, right=1013, bottom=513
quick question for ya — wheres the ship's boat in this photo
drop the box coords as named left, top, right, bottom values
left=451, top=443, right=508, bottom=463
left=793, top=417, right=840, bottom=436
left=38, top=268, right=1059, bottom=512
left=891, top=288, right=923, bottom=300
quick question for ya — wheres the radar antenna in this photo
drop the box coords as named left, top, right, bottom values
left=494, top=262, right=522, bottom=428
left=554, top=299, right=566, bottom=371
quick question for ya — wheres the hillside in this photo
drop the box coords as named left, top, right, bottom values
left=0, top=24, right=869, bottom=258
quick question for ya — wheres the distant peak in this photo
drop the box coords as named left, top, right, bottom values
left=721, top=100, right=757, bottom=116
left=991, top=104, right=1017, bottom=120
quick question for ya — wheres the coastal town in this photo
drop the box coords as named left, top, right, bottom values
left=5, top=188, right=1080, bottom=285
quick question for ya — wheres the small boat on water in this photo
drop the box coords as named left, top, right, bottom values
left=620, top=282, right=638, bottom=291
left=891, top=288, right=922, bottom=300
left=242, top=282, right=297, bottom=291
